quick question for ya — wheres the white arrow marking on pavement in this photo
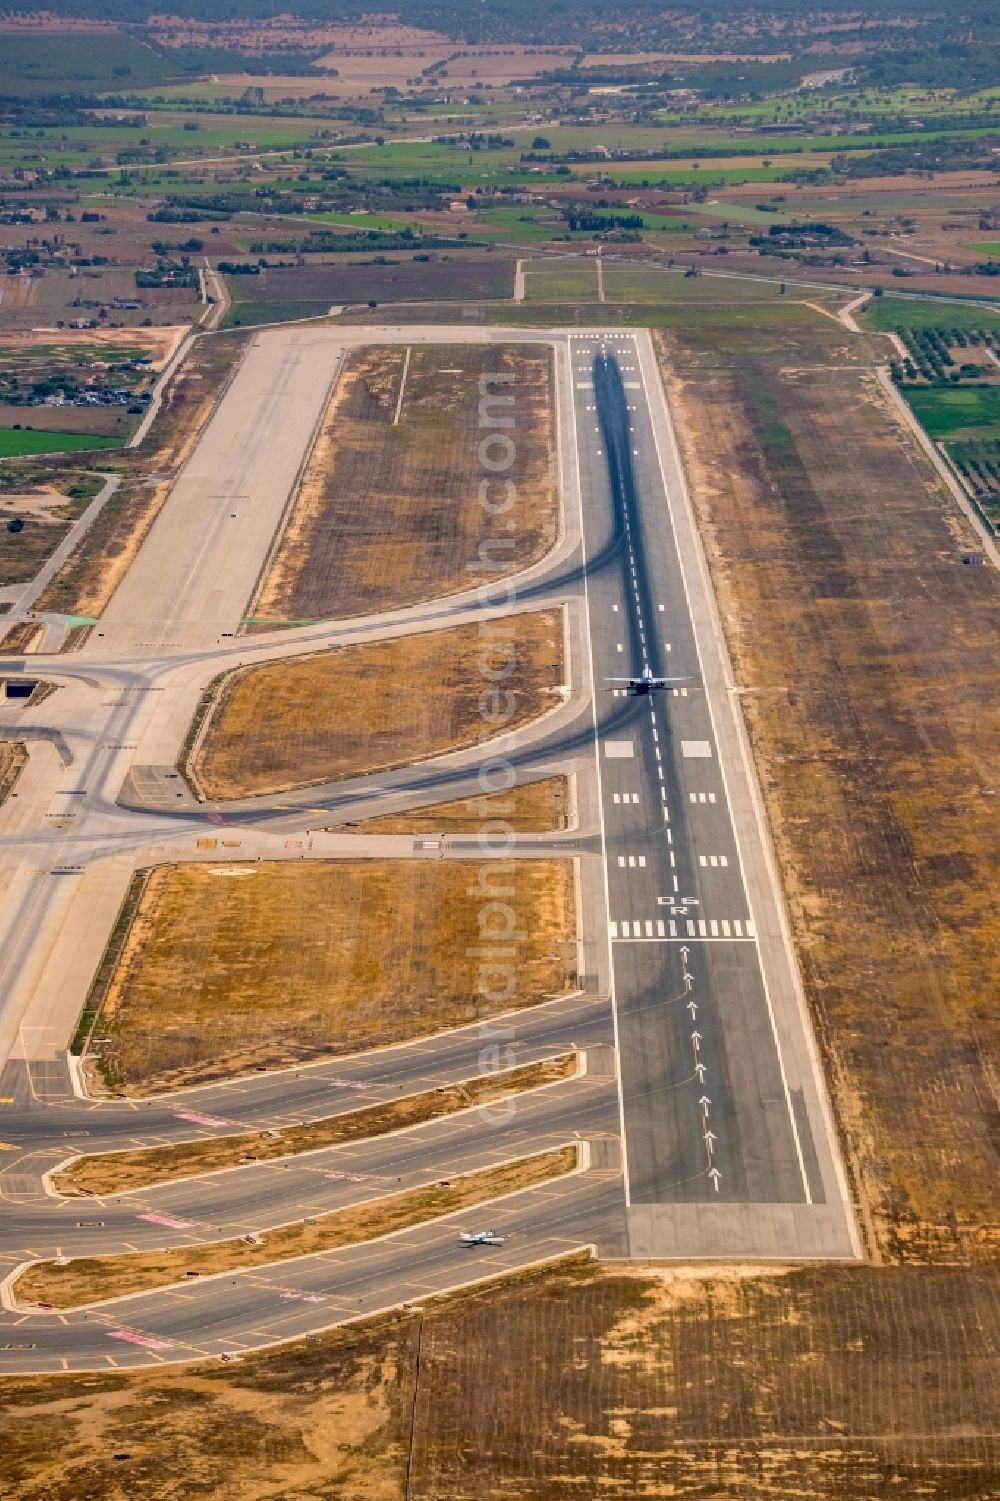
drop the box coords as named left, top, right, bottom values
left=695, top=1062, right=707, bottom=1082
left=687, top=999, right=698, bottom=1018
left=709, top=1167, right=721, bottom=1192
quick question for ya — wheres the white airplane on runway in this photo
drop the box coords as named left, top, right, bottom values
left=458, top=1229, right=505, bottom=1247
left=607, top=666, right=690, bottom=696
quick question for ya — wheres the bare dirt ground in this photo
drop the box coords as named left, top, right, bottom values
left=0, top=483, right=94, bottom=588
left=0, top=268, right=198, bottom=334
left=0, top=621, right=41, bottom=652
left=193, top=608, right=565, bottom=798
left=58, top=1055, right=575, bottom=1195
left=251, top=344, right=557, bottom=624
left=89, top=858, right=577, bottom=1091
left=36, top=332, right=248, bottom=620
left=351, top=776, right=569, bottom=834
left=0, top=327, right=186, bottom=369
left=148, top=16, right=454, bottom=55
left=657, top=321, right=999, bottom=1263
left=22, top=1147, right=575, bottom=1310
left=3, top=1260, right=996, bottom=1499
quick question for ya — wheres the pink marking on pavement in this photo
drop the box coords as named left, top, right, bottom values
left=175, top=1111, right=232, bottom=1128
left=109, top=1329, right=174, bottom=1350
left=138, top=1212, right=195, bottom=1230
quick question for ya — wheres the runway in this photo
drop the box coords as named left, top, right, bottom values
left=568, top=330, right=855, bottom=1254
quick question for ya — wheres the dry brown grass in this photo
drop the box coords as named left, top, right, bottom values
left=251, top=344, right=558, bottom=624
left=349, top=775, right=569, bottom=834
left=36, top=333, right=248, bottom=621
left=0, top=622, right=41, bottom=653
left=659, top=330, right=1000, bottom=1261
left=57, top=1054, right=576, bottom=1196
left=90, top=858, right=577, bottom=1092
left=0, top=484, right=88, bottom=589
left=406, top=1261, right=1000, bottom=1497
left=2, top=1261, right=997, bottom=1500
left=0, top=740, right=26, bottom=803
left=192, top=608, right=564, bottom=799
left=22, top=1147, right=576, bottom=1310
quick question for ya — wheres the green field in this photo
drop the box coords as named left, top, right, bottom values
left=0, top=32, right=175, bottom=95
left=224, top=299, right=333, bottom=328
left=0, top=429, right=123, bottom=458
left=862, top=297, right=1000, bottom=334
left=523, top=260, right=599, bottom=300
left=0, top=115, right=329, bottom=176
left=903, top=385, right=1000, bottom=441
left=601, top=266, right=793, bottom=304
left=689, top=200, right=787, bottom=227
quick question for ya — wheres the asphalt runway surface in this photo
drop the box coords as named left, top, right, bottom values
left=580, top=346, right=808, bottom=1206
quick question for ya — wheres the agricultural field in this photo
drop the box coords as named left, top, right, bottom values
left=861, top=296, right=1000, bottom=335
left=225, top=257, right=515, bottom=326
left=903, top=383, right=1000, bottom=440
left=0, top=31, right=179, bottom=95
left=193, top=609, right=565, bottom=797
left=251, top=342, right=556, bottom=622
left=0, top=268, right=199, bottom=335
left=0, top=428, right=121, bottom=457
left=522, top=257, right=600, bottom=301
left=601, top=265, right=794, bottom=304
left=2, top=1261, right=996, bottom=1498
left=486, top=293, right=866, bottom=352
left=87, top=858, right=577, bottom=1090
left=658, top=309, right=1000, bottom=1258
left=947, top=437, right=1000, bottom=521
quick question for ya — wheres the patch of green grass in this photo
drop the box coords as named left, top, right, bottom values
left=601, top=267, right=789, bottom=304
left=0, top=429, right=124, bottom=458
left=304, top=210, right=411, bottom=232
left=903, top=384, right=1000, bottom=440
left=689, top=200, right=788, bottom=227
left=524, top=262, right=599, bottom=300
left=965, top=242, right=1000, bottom=256
left=861, top=296, right=1000, bottom=334
left=224, top=299, right=333, bottom=328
